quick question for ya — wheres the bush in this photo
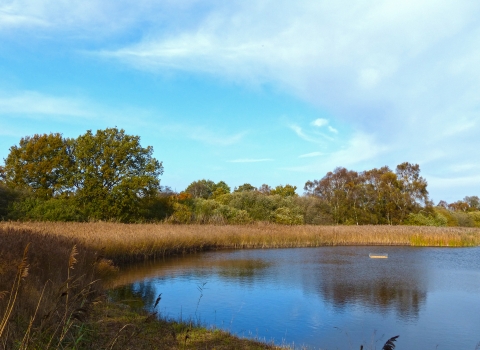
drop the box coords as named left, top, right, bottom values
left=451, top=211, right=475, bottom=227
left=167, top=203, right=192, bottom=224
left=294, top=196, right=334, bottom=225
left=404, top=212, right=447, bottom=227
left=272, top=207, right=303, bottom=225
left=468, top=211, right=480, bottom=227
left=9, top=197, right=86, bottom=222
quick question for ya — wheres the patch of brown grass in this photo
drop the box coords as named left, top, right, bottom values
left=0, top=226, right=106, bottom=349
left=1, top=222, right=479, bottom=265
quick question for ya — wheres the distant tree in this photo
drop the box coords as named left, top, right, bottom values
left=234, top=183, right=256, bottom=192
left=212, top=181, right=231, bottom=198
left=304, top=167, right=361, bottom=224
left=3, top=133, right=74, bottom=199
left=185, top=179, right=216, bottom=199
left=437, top=200, right=449, bottom=209
left=305, top=163, right=430, bottom=225
left=258, top=184, right=272, bottom=195
left=185, top=180, right=230, bottom=199
left=270, top=184, right=298, bottom=197
left=448, top=201, right=469, bottom=212
left=464, top=196, right=480, bottom=210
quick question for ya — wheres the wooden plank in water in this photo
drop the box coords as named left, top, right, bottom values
left=369, top=253, right=388, bottom=259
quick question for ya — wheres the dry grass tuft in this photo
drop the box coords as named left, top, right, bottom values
left=0, top=226, right=102, bottom=349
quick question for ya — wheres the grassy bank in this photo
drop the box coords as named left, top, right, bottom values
left=1, top=222, right=480, bottom=349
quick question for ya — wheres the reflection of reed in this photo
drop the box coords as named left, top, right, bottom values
left=107, top=254, right=270, bottom=289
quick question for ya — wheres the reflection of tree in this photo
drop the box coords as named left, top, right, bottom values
left=302, top=252, right=428, bottom=319
left=109, top=281, right=158, bottom=311
left=319, top=279, right=426, bottom=319
left=214, top=259, right=270, bottom=284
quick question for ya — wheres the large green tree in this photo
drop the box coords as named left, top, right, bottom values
left=3, top=128, right=163, bottom=222
left=71, top=128, right=163, bottom=221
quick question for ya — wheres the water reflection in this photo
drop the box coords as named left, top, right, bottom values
left=109, top=247, right=480, bottom=349
left=298, top=247, right=428, bottom=319
left=110, top=248, right=428, bottom=318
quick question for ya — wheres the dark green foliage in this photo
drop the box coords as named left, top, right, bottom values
left=9, top=196, right=87, bottom=222
left=2, top=128, right=163, bottom=223
left=219, top=191, right=303, bottom=223
left=294, top=196, right=334, bottom=225
left=72, top=128, right=163, bottom=222
left=0, top=184, right=22, bottom=220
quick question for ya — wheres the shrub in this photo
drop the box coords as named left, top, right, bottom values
left=9, top=197, right=87, bottom=222
left=167, top=203, right=192, bottom=224
left=272, top=207, right=303, bottom=225
left=404, top=212, right=447, bottom=227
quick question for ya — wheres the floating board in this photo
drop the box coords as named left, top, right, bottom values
left=369, top=253, right=388, bottom=259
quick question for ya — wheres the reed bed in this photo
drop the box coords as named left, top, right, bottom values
left=1, top=222, right=479, bottom=264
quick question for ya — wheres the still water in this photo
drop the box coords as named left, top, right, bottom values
left=111, top=247, right=480, bottom=349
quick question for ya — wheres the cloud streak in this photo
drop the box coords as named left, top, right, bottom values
left=0, top=91, right=93, bottom=117
left=299, top=152, right=323, bottom=158
left=228, top=158, right=273, bottom=163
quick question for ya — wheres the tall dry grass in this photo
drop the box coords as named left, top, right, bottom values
left=0, top=226, right=115, bottom=349
left=1, top=222, right=479, bottom=264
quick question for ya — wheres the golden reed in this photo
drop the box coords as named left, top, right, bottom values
left=1, top=222, right=479, bottom=264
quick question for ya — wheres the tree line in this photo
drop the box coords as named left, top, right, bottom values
left=1, top=128, right=478, bottom=226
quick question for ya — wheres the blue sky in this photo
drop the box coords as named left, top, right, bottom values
left=1, top=1, right=479, bottom=203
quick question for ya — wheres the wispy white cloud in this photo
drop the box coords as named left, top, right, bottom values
left=289, top=124, right=323, bottom=144
left=286, top=131, right=388, bottom=173
left=0, top=90, right=246, bottom=147
left=228, top=158, right=273, bottom=163
left=188, top=128, right=246, bottom=146
left=299, top=152, right=323, bottom=158
left=0, top=91, right=93, bottom=117
left=328, top=126, right=338, bottom=134
left=311, top=118, right=328, bottom=127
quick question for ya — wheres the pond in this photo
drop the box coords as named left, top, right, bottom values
left=110, top=246, right=480, bottom=349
